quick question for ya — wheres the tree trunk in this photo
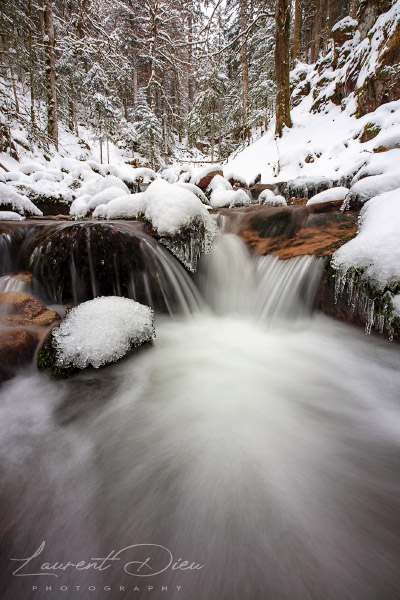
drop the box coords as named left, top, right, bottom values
left=349, top=0, right=358, bottom=18
left=239, top=0, right=250, bottom=142
left=132, top=48, right=138, bottom=104
left=324, top=0, right=333, bottom=52
left=211, top=103, right=215, bottom=162
left=293, top=0, right=302, bottom=60
left=275, top=0, right=292, bottom=137
left=9, top=65, right=19, bottom=114
left=311, top=0, right=328, bottom=62
left=43, top=0, right=58, bottom=149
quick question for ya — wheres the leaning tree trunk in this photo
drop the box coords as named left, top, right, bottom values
left=275, top=0, right=292, bottom=137
left=43, top=0, right=58, bottom=149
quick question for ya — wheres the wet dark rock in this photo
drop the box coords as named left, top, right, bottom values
left=37, top=330, right=80, bottom=379
left=249, top=183, right=283, bottom=201
left=318, top=268, right=400, bottom=343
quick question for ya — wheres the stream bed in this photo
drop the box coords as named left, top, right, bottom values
left=0, top=233, right=400, bottom=599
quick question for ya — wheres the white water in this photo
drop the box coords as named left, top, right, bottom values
left=1, top=234, right=400, bottom=600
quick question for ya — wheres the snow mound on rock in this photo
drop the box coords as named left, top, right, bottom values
left=210, top=189, right=250, bottom=208
left=333, top=188, right=400, bottom=288
left=259, top=189, right=287, bottom=206
left=0, top=182, right=42, bottom=216
left=307, top=187, right=349, bottom=206
left=93, top=194, right=144, bottom=219
left=141, top=179, right=215, bottom=236
left=53, top=296, right=155, bottom=369
left=346, top=172, right=400, bottom=207
left=0, top=211, right=26, bottom=221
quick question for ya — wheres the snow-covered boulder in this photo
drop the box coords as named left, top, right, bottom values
left=70, top=194, right=92, bottom=218
left=191, top=165, right=223, bottom=189
left=0, top=182, right=42, bottom=216
left=224, top=171, right=248, bottom=188
left=259, top=189, right=287, bottom=207
left=17, top=161, right=46, bottom=176
left=77, top=174, right=129, bottom=199
left=0, top=211, right=25, bottom=221
left=142, top=178, right=214, bottom=233
left=127, top=167, right=157, bottom=191
left=345, top=172, right=400, bottom=209
left=210, top=189, right=250, bottom=209
left=93, top=179, right=216, bottom=271
left=174, top=182, right=209, bottom=205
left=333, top=188, right=400, bottom=288
left=207, top=174, right=232, bottom=193
left=87, top=186, right=130, bottom=210
left=38, top=296, right=155, bottom=377
left=161, top=167, right=179, bottom=184
left=93, top=194, right=144, bottom=220
left=307, top=187, right=349, bottom=206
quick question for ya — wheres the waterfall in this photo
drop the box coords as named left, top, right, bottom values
left=3, top=221, right=204, bottom=316
left=197, top=232, right=323, bottom=322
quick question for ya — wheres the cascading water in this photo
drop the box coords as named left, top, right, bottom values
left=1, top=231, right=400, bottom=600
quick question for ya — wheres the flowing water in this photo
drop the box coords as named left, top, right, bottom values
left=1, top=232, right=400, bottom=600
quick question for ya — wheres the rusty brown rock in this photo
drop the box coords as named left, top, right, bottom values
left=196, top=169, right=223, bottom=189
left=0, top=292, right=60, bottom=327
left=239, top=206, right=359, bottom=259
left=0, top=328, right=38, bottom=382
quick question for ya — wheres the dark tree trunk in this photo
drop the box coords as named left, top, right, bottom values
left=275, top=0, right=292, bottom=137
left=239, top=0, right=250, bottom=141
left=293, top=0, right=302, bottom=60
left=43, top=0, right=58, bottom=149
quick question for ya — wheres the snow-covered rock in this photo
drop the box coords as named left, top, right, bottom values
left=0, top=182, right=42, bottom=216
left=332, top=16, right=358, bottom=33
left=207, top=174, right=232, bottom=193
left=191, top=165, right=223, bottom=188
left=174, top=182, right=209, bottom=205
left=142, top=179, right=214, bottom=236
left=0, top=211, right=25, bottom=221
left=259, top=189, right=287, bottom=206
left=52, top=296, right=155, bottom=370
left=77, top=174, right=129, bottom=199
left=333, top=188, right=400, bottom=288
left=161, top=167, right=179, bottom=184
left=87, top=186, right=130, bottom=210
left=93, top=194, right=144, bottom=219
left=70, top=194, right=92, bottom=218
left=307, top=187, right=349, bottom=206
left=210, top=189, right=250, bottom=208
left=93, top=179, right=216, bottom=271
left=346, top=172, right=400, bottom=208
left=224, top=171, right=248, bottom=187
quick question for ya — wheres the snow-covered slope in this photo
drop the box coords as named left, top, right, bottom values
left=226, top=1, right=400, bottom=337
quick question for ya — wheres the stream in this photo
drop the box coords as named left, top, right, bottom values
left=0, top=230, right=400, bottom=599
